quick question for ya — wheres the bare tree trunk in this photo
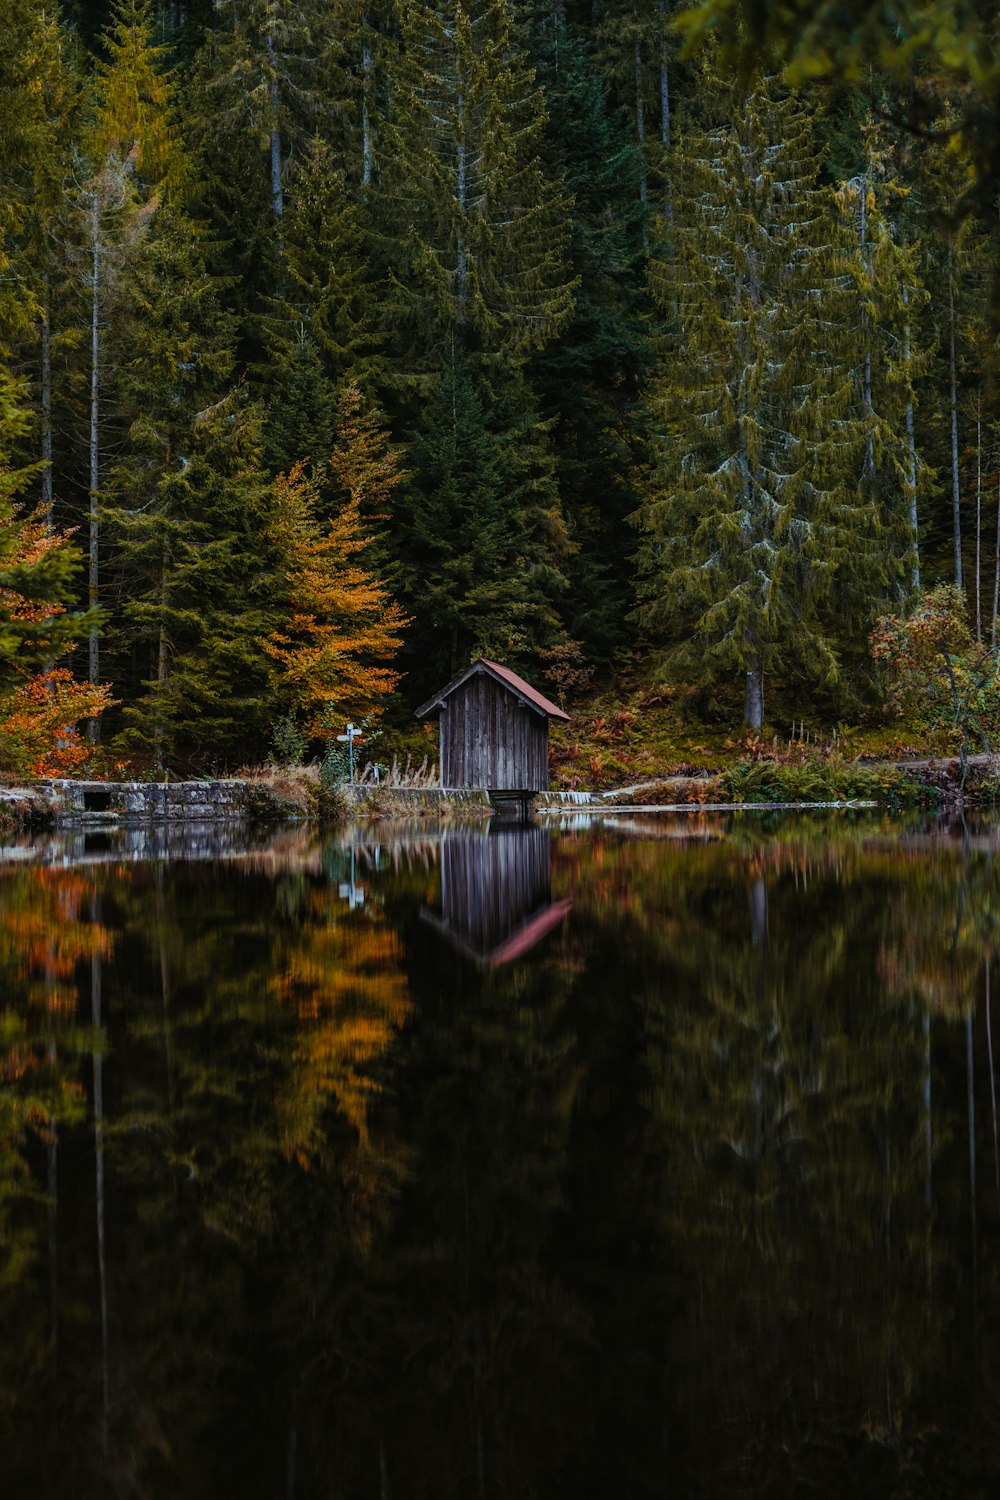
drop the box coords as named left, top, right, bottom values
left=975, top=398, right=982, bottom=639
left=41, top=289, right=53, bottom=531
left=361, top=34, right=373, bottom=189
left=154, top=557, right=169, bottom=767
left=902, top=284, right=920, bottom=589
left=266, top=33, right=284, bottom=219
left=949, top=258, right=962, bottom=590
left=657, top=0, right=672, bottom=225
left=993, top=466, right=1000, bottom=652
left=859, top=165, right=875, bottom=484
left=633, top=7, right=647, bottom=246
left=456, top=88, right=467, bottom=321
left=743, top=659, right=763, bottom=731
left=88, top=194, right=101, bottom=744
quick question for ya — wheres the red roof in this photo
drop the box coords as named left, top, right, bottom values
left=478, top=660, right=571, bottom=721
left=414, top=658, right=571, bottom=721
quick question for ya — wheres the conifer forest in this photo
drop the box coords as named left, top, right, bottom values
left=2, top=0, right=1000, bottom=774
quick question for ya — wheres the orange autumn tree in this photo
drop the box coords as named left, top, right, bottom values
left=1, top=374, right=112, bottom=775
left=267, top=389, right=407, bottom=737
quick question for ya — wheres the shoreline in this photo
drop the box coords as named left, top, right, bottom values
left=0, top=753, right=994, bottom=838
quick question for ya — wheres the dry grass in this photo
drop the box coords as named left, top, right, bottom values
left=238, top=762, right=347, bottom=820
left=357, top=755, right=439, bottom=788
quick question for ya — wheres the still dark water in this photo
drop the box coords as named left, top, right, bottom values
left=2, top=812, right=1000, bottom=1498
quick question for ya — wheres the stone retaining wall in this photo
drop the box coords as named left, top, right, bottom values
left=42, top=779, right=304, bottom=826
left=341, top=785, right=491, bottom=815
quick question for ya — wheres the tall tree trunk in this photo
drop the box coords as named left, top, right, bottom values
left=975, top=398, right=982, bottom=639
left=860, top=164, right=875, bottom=484
left=362, top=34, right=373, bottom=188
left=88, top=194, right=101, bottom=744
left=992, top=466, right=1000, bottom=652
left=902, top=284, right=920, bottom=589
left=633, top=7, right=647, bottom=246
left=267, top=34, right=284, bottom=219
left=41, top=288, right=53, bottom=531
left=456, top=87, right=467, bottom=321
left=657, top=0, right=672, bottom=224
left=153, top=553, right=169, bottom=767
left=949, top=257, right=962, bottom=590
left=743, top=658, right=763, bottom=731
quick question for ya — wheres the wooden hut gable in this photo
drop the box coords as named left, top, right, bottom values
left=415, top=659, right=570, bottom=792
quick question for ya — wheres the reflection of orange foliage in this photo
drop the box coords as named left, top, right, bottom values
left=0, top=868, right=114, bottom=1013
left=274, top=894, right=411, bottom=1166
left=1, top=668, right=114, bottom=776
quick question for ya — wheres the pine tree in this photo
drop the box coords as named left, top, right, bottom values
left=260, top=137, right=381, bottom=474
left=115, top=394, right=282, bottom=766
left=200, top=0, right=347, bottom=222
left=836, top=119, right=930, bottom=597
left=104, top=197, right=242, bottom=756
left=396, top=351, right=568, bottom=687
left=73, top=0, right=176, bottom=730
left=379, top=0, right=575, bottom=364
left=0, top=0, right=52, bottom=347
left=635, top=72, right=896, bottom=730
left=527, top=12, right=650, bottom=662
left=92, top=0, right=179, bottom=194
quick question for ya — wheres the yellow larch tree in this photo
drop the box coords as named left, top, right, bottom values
left=267, top=392, right=408, bottom=737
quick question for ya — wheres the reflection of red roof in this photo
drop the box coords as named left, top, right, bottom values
left=480, top=660, right=571, bottom=721
left=413, top=658, right=572, bottom=721
left=488, top=897, right=573, bottom=966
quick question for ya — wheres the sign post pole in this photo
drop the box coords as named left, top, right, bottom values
left=336, top=722, right=363, bottom=783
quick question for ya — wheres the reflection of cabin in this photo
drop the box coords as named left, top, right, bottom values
left=421, top=827, right=572, bottom=966
left=415, top=659, right=570, bottom=794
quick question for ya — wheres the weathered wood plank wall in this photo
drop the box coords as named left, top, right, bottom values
left=440, top=674, right=549, bottom=790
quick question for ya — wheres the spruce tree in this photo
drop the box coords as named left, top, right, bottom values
left=104, top=196, right=241, bottom=748
left=259, top=137, right=381, bottom=475
left=836, top=119, right=930, bottom=599
left=396, top=351, right=568, bottom=687
left=528, top=12, right=650, bottom=663
left=635, top=72, right=895, bottom=730
left=116, top=393, right=281, bottom=766
left=380, top=0, right=575, bottom=364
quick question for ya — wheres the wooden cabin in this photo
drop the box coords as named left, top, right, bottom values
left=420, top=826, right=572, bottom=966
left=415, top=658, right=570, bottom=793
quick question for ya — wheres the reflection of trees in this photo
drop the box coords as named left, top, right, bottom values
left=273, top=888, right=411, bottom=1174
left=6, top=821, right=1000, bottom=1494
left=380, top=948, right=585, bottom=1499
left=585, top=825, right=1000, bottom=1493
left=0, top=868, right=111, bottom=1490
left=0, top=868, right=105, bottom=1283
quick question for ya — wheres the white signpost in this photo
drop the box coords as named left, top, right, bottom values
left=336, top=721, right=363, bottom=783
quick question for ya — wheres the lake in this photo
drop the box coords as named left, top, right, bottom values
left=1, top=811, right=999, bottom=1497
